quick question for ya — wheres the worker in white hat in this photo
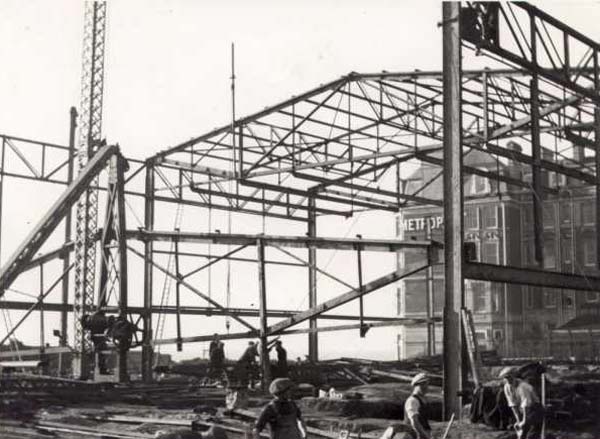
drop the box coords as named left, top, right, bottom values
left=253, top=378, right=307, bottom=439
left=403, top=372, right=432, bottom=439
left=499, top=366, right=544, bottom=438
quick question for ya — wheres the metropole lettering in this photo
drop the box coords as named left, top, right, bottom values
left=401, top=216, right=443, bottom=232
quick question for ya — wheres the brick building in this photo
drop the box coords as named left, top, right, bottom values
left=397, top=144, right=600, bottom=360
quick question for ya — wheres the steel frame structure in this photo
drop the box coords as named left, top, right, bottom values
left=1, top=0, right=599, bottom=411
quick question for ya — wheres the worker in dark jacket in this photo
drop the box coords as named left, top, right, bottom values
left=237, top=341, right=259, bottom=389
left=208, top=334, right=225, bottom=381
left=253, top=378, right=306, bottom=439
left=404, top=373, right=432, bottom=439
left=269, top=340, right=288, bottom=377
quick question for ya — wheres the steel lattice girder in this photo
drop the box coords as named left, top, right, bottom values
left=148, top=66, right=598, bottom=222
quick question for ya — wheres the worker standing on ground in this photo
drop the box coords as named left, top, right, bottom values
left=238, top=341, right=259, bottom=389
left=253, top=378, right=307, bottom=439
left=209, top=334, right=225, bottom=382
left=499, top=366, right=544, bottom=439
left=403, top=373, right=432, bottom=439
left=269, top=340, right=288, bottom=377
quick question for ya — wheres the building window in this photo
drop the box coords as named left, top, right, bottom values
left=493, top=329, right=504, bottom=341
left=524, top=240, right=534, bottom=266
left=465, top=206, right=479, bottom=230
left=561, top=237, right=573, bottom=263
left=492, top=288, right=503, bottom=313
left=563, top=291, right=575, bottom=308
left=472, top=173, right=490, bottom=195
left=559, top=203, right=572, bottom=224
left=482, top=241, right=499, bottom=264
left=543, top=240, right=555, bottom=268
left=582, top=203, right=595, bottom=225
left=482, top=205, right=498, bottom=228
left=584, top=239, right=596, bottom=266
left=433, top=279, right=444, bottom=313
left=523, top=208, right=533, bottom=228
left=472, top=281, right=489, bottom=313
left=549, top=172, right=567, bottom=188
left=404, top=279, right=427, bottom=313
left=543, top=205, right=555, bottom=229
left=586, top=292, right=600, bottom=302
left=525, top=288, right=534, bottom=309
left=544, top=288, right=558, bottom=308
left=475, top=331, right=487, bottom=345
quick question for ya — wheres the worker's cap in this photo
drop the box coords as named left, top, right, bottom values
left=275, top=340, right=282, bottom=345
left=269, top=378, right=295, bottom=396
left=411, top=373, right=429, bottom=387
left=498, top=366, right=517, bottom=379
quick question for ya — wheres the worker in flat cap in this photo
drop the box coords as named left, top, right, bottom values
left=253, top=378, right=307, bottom=439
left=403, top=373, right=432, bottom=439
left=499, top=366, right=544, bottom=439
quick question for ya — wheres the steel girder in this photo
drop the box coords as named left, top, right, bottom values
left=147, top=65, right=598, bottom=224
left=0, top=144, right=118, bottom=297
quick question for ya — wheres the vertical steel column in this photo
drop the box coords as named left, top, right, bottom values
left=425, top=220, right=435, bottom=356
left=594, top=51, right=600, bottom=271
left=61, top=107, right=77, bottom=348
left=39, top=263, right=47, bottom=375
left=307, top=196, right=318, bottom=361
left=501, top=203, right=510, bottom=356
left=356, top=236, right=365, bottom=337
left=175, top=235, right=182, bottom=352
left=0, top=138, right=5, bottom=274
left=442, top=1, right=464, bottom=420
left=530, top=12, right=544, bottom=268
left=116, top=154, right=129, bottom=382
left=39, top=264, right=45, bottom=347
left=142, top=160, right=155, bottom=382
left=257, top=238, right=271, bottom=388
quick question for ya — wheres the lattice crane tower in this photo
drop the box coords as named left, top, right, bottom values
left=72, top=1, right=107, bottom=380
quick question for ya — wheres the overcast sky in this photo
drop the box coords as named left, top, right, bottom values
left=2, top=1, right=600, bottom=363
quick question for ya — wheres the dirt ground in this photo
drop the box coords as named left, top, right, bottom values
left=7, top=402, right=593, bottom=439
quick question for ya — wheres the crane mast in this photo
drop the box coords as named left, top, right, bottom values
left=72, top=1, right=107, bottom=380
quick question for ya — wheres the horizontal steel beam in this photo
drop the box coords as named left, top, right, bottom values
left=0, top=301, right=400, bottom=322
left=464, top=262, right=600, bottom=292
left=128, top=230, right=442, bottom=252
left=153, top=317, right=439, bottom=346
left=0, top=346, right=72, bottom=359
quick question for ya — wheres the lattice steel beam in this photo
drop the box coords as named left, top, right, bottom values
left=72, top=0, right=107, bottom=380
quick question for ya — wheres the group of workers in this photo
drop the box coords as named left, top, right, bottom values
left=250, top=367, right=544, bottom=439
left=395, top=366, right=544, bottom=439
left=208, top=335, right=544, bottom=439
left=207, top=335, right=289, bottom=388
